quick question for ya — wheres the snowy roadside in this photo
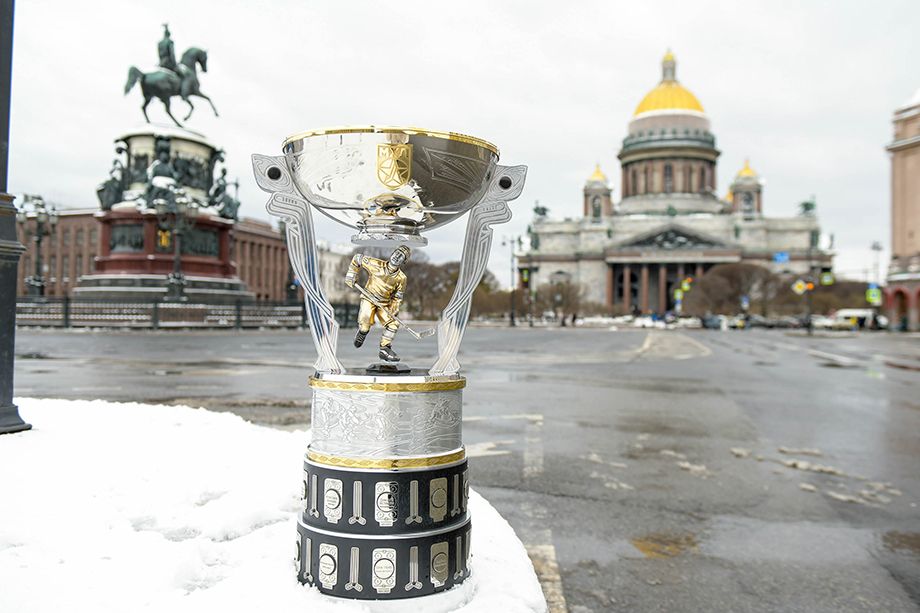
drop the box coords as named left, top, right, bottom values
left=0, top=399, right=546, bottom=613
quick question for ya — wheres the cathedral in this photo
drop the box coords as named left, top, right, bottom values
left=518, top=51, right=832, bottom=313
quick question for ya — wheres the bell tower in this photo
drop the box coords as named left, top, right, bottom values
left=729, top=159, right=763, bottom=219
left=583, top=164, right=613, bottom=220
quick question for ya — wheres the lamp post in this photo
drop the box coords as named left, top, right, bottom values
left=1, top=0, right=31, bottom=434
left=501, top=235, right=521, bottom=327
left=155, top=188, right=197, bottom=301
left=15, top=194, right=58, bottom=297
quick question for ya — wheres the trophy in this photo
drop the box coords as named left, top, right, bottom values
left=252, top=126, right=526, bottom=599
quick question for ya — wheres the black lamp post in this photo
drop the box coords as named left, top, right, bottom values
left=502, top=235, right=521, bottom=327
left=0, top=0, right=31, bottom=434
left=155, top=189, right=198, bottom=302
left=16, top=194, right=58, bottom=297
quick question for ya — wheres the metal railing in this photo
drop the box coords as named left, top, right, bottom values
left=15, top=296, right=360, bottom=330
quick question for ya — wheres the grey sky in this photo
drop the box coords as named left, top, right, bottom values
left=9, top=0, right=919, bottom=286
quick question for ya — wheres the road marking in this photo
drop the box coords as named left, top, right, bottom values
left=526, top=544, right=567, bottom=613
left=523, top=413, right=544, bottom=479
left=807, top=349, right=859, bottom=366
left=465, top=440, right=514, bottom=458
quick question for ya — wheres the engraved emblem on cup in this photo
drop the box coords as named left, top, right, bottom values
left=429, top=477, right=448, bottom=522
left=372, top=548, right=397, bottom=594
left=375, top=482, right=399, bottom=527
left=430, top=541, right=449, bottom=588
left=324, top=478, right=343, bottom=524
left=319, top=543, right=338, bottom=589
left=376, top=143, right=412, bottom=190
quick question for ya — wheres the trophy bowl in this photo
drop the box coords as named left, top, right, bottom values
left=281, top=126, right=501, bottom=246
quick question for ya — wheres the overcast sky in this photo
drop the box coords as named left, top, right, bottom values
left=9, top=0, right=919, bottom=285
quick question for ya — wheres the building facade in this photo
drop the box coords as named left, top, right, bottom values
left=16, top=210, right=351, bottom=303
left=885, top=87, right=920, bottom=330
left=519, top=51, right=831, bottom=313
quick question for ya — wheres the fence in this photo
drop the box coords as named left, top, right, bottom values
left=15, top=296, right=360, bottom=330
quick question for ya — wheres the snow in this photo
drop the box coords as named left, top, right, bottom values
left=0, top=399, right=546, bottom=613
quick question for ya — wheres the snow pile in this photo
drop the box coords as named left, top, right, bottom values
left=0, top=399, right=545, bottom=613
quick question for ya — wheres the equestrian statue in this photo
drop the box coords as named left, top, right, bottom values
left=124, top=24, right=219, bottom=127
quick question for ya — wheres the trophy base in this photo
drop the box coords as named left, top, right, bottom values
left=299, top=372, right=471, bottom=600
left=296, top=449, right=471, bottom=599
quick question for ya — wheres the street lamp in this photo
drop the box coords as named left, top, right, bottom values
left=15, top=194, right=58, bottom=297
left=501, top=235, right=521, bottom=327
left=155, top=188, right=197, bottom=301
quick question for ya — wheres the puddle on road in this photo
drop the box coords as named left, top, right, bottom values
left=883, top=531, right=920, bottom=556
left=631, top=532, right=698, bottom=559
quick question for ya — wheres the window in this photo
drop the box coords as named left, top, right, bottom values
left=61, top=229, right=70, bottom=246
left=643, top=166, right=649, bottom=194
left=89, top=229, right=98, bottom=246
left=699, top=166, right=707, bottom=192
left=664, top=164, right=673, bottom=194
left=62, top=256, right=69, bottom=281
left=76, top=229, right=84, bottom=245
left=75, top=254, right=83, bottom=276
left=631, top=169, right=637, bottom=197
left=591, top=196, right=601, bottom=219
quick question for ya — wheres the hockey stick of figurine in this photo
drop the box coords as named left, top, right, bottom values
left=352, top=284, right=435, bottom=341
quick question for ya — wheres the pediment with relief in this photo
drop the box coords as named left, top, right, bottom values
left=617, top=225, right=730, bottom=250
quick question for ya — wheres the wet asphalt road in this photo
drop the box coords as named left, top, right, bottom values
left=12, top=326, right=920, bottom=612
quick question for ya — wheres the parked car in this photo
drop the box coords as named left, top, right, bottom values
left=701, top=315, right=727, bottom=330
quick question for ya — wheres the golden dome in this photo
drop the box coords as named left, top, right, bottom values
left=588, top=163, right=607, bottom=183
left=633, top=50, right=704, bottom=117
left=736, top=159, right=757, bottom=178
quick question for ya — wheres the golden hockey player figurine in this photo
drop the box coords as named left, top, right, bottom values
left=345, top=246, right=410, bottom=362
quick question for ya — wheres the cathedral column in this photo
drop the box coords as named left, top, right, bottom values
left=695, top=262, right=704, bottom=279
left=606, top=264, right=614, bottom=307
left=658, top=264, right=666, bottom=313
left=623, top=264, right=632, bottom=313
left=640, top=264, right=649, bottom=312
left=677, top=263, right=685, bottom=282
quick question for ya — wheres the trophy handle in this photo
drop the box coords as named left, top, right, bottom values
left=430, top=165, right=527, bottom=375
left=251, top=154, right=345, bottom=374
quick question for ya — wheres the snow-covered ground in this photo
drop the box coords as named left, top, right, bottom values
left=0, top=399, right=546, bottom=613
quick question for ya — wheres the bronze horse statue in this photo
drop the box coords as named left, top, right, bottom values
left=124, top=47, right=218, bottom=127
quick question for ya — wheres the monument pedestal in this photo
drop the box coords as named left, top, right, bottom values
left=296, top=371, right=470, bottom=599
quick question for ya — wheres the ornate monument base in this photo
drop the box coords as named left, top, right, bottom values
left=296, top=371, right=470, bottom=599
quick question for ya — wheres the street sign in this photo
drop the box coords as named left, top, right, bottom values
left=792, top=279, right=807, bottom=295
left=673, top=288, right=684, bottom=301
left=681, top=280, right=691, bottom=292
left=741, top=295, right=750, bottom=310
left=773, top=252, right=790, bottom=264
left=820, top=272, right=835, bottom=286
left=866, top=288, right=882, bottom=306
left=868, top=282, right=879, bottom=290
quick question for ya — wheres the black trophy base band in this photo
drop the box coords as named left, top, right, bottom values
left=296, top=517, right=472, bottom=599
left=302, top=457, right=469, bottom=536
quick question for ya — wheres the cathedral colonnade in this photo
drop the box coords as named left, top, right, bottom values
left=605, top=260, right=711, bottom=314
